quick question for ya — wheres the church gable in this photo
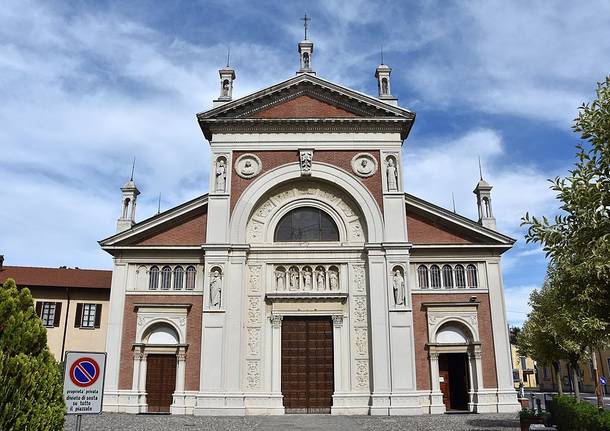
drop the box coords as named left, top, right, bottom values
left=128, top=210, right=207, bottom=246
left=407, top=211, right=476, bottom=245
left=250, top=94, right=358, bottom=119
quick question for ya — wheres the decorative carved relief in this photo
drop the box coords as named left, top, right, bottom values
left=247, top=327, right=261, bottom=356
left=178, top=317, right=186, bottom=326
left=426, top=309, right=480, bottom=343
left=271, top=264, right=342, bottom=293
left=299, top=149, right=313, bottom=176
left=235, top=154, right=262, bottom=179
left=332, top=315, right=344, bottom=327
left=247, top=297, right=261, bottom=324
left=351, top=153, right=378, bottom=178
left=352, top=265, right=366, bottom=294
left=246, top=359, right=260, bottom=389
left=353, top=296, right=367, bottom=325
left=355, top=359, right=369, bottom=389
left=354, top=328, right=368, bottom=356
left=246, top=181, right=366, bottom=243
left=270, top=314, right=283, bottom=329
left=248, top=265, right=262, bottom=293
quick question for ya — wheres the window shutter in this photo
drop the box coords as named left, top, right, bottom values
left=35, top=301, right=42, bottom=317
left=74, top=303, right=83, bottom=328
left=53, top=302, right=62, bottom=327
left=94, top=304, right=102, bottom=328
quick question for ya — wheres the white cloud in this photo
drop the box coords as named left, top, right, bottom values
left=505, top=284, right=538, bottom=327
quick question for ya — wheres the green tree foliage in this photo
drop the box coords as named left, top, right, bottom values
left=522, top=77, right=610, bottom=345
left=0, top=278, right=65, bottom=430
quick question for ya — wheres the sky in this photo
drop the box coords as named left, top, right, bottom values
left=1, top=0, right=609, bottom=326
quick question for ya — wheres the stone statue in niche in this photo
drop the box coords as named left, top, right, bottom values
left=299, top=149, right=313, bottom=176
left=275, top=269, right=285, bottom=291
left=329, top=270, right=339, bottom=291
left=303, top=267, right=312, bottom=291
left=303, top=52, right=310, bottom=69
left=222, top=80, right=230, bottom=97
left=210, top=269, right=222, bottom=308
left=289, top=267, right=299, bottom=291
left=316, top=268, right=325, bottom=291
left=242, top=160, right=255, bottom=176
left=215, top=158, right=227, bottom=192
left=381, top=78, right=388, bottom=94
left=392, top=269, right=405, bottom=306
left=386, top=157, right=398, bottom=191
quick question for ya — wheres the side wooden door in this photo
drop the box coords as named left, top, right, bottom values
left=145, top=354, right=177, bottom=413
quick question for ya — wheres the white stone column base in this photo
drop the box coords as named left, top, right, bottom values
left=193, top=392, right=246, bottom=416
left=171, top=391, right=198, bottom=415
left=103, top=390, right=147, bottom=413
left=429, top=391, right=446, bottom=414
left=370, top=392, right=391, bottom=415
left=495, top=388, right=521, bottom=413
left=331, top=393, right=370, bottom=415
left=388, top=393, right=424, bottom=415
left=244, top=393, right=285, bottom=415
left=473, top=389, right=499, bottom=413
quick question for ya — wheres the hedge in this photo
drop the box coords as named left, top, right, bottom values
left=551, top=395, right=610, bottom=431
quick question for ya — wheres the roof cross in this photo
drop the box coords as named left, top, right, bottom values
left=301, top=13, right=311, bottom=40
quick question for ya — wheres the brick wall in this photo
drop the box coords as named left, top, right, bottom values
left=412, top=293, right=498, bottom=390
left=133, top=210, right=207, bottom=246
left=230, top=150, right=383, bottom=216
left=407, top=211, right=475, bottom=244
left=118, top=295, right=203, bottom=391
left=250, top=95, right=358, bottom=118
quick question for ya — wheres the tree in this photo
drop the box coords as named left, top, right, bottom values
left=522, top=77, right=610, bottom=345
left=0, top=278, right=65, bottom=430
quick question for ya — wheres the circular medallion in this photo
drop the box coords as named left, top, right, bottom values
left=351, top=153, right=378, bottom=178
left=235, top=154, right=262, bottom=179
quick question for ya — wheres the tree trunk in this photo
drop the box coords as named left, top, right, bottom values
left=553, top=362, right=563, bottom=396
left=572, top=365, right=580, bottom=400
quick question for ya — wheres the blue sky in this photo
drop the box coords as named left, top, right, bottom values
left=1, top=1, right=609, bottom=325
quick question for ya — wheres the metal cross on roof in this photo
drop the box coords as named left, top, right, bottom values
left=301, top=13, right=311, bottom=40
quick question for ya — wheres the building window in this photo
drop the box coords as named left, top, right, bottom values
left=455, top=264, right=466, bottom=288
left=513, top=370, right=520, bottom=382
left=274, top=207, right=339, bottom=242
left=467, top=264, right=478, bottom=288
left=543, top=366, right=549, bottom=379
left=430, top=265, right=441, bottom=289
left=442, top=265, right=454, bottom=288
left=161, top=266, right=172, bottom=290
left=74, top=303, right=102, bottom=329
left=520, top=356, right=527, bottom=370
left=185, top=266, right=196, bottom=290
left=37, top=301, right=61, bottom=328
left=173, top=266, right=184, bottom=290
left=149, top=266, right=159, bottom=290
left=417, top=265, right=429, bottom=289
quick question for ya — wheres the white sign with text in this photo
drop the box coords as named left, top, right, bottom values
left=63, top=351, right=106, bottom=415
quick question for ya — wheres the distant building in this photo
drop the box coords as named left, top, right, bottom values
left=510, top=343, right=537, bottom=389
left=537, top=352, right=610, bottom=394
left=0, top=259, right=111, bottom=361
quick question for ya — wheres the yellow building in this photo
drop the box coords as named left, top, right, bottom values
left=511, top=343, right=538, bottom=389
left=0, top=261, right=111, bottom=361
left=537, top=351, right=610, bottom=394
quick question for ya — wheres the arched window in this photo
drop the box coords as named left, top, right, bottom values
left=430, top=265, right=441, bottom=289
left=467, top=264, right=478, bottom=288
left=173, top=266, right=184, bottom=290
left=185, top=266, right=196, bottom=290
left=455, top=264, right=466, bottom=288
left=161, top=266, right=172, bottom=290
left=442, top=265, right=454, bottom=288
left=274, top=207, right=339, bottom=242
left=417, top=265, right=429, bottom=289
left=148, top=266, right=159, bottom=290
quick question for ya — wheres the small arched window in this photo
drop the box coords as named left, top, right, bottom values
left=417, top=265, right=429, bottom=289
left=274, top=207, right=339, bottom=242
left=467, top=264, right=478, bottom=288
left=430, top=265, right=441, bottom=289
left=173, top=266, right=184, bottom=290
left=442, top=265, right=454, bottom=289
left=455, top=264, right=466, bottom=288
left=185, top=266, right=196, bottom=290
left=148, top=266, right=159, bottom=290
left=161, top=266, right=172, bottom=290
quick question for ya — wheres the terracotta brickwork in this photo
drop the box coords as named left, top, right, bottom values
left=407, top=211, right=475, bottom=244
left=118, top=295, right=203, bottom=391
left=230, top=150, right=383, bottom=216
left=250, top=95, right=358, bottom=118
left=412, top=293, right=498, bottom=390
left=133, top=210, right=207, bottom=246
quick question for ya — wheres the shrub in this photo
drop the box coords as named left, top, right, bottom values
left=0, top=279, right=65, bottom=430
left=551, top=395, right=610, bottom=431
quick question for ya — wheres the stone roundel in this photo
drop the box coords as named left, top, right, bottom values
left=235, top=154, right=262, bottom=179
left=351, top=153, right=378, bottom=178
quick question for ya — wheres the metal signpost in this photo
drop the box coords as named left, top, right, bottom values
left=63, top=352, right=107, bottom=431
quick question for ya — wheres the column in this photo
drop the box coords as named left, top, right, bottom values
left=332, top=315, right=344, bottom=392
left=138, top=353, right=148, bottom=393
left=176, top=351, right=187, bottom=392
left=270, top=315, right=283, bottom=394
left=429, top=351, right=445, bottom=414
left=131, top=351, right=142, bottom=391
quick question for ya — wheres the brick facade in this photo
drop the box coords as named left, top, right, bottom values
left=412, top=293, right=498, bottom=391
left=407, top=211, right=475, bottom=244
left=250, top=95, right=359, bottom=118
left=118, top=295, right=203, bottom=391
left=133, top=210, right=207, bottom=246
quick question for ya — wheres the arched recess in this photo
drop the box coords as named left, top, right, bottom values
left=143, top=322, right=180, bottom=345
left=230, top=162, right=384, bottom=244
left=435, top=321, right=474, bottom=344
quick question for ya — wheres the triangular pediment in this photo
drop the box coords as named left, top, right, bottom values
left=197, top=74, right=415, bottom=140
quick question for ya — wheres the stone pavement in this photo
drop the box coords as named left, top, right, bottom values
left=64, top=412, right=520, bottom=430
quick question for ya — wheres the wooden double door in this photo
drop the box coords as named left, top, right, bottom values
left=281, top=317, right=334, bottom=413
left=439, top=353, right=469, bottom=411
left=145, top=354, right=176, bottom=413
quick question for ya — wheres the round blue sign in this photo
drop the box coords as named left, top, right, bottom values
left=69, top=357, right=100, bottom=387
left=600, top=376, right=607, bottom=385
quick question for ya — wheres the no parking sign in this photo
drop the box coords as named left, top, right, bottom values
left=63, top=351, right=106, bottom=415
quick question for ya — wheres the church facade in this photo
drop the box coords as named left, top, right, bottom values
left=99, top=36, right=520, bottom=416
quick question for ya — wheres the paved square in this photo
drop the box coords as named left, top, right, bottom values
left=64, top=413, right=520, bottom=430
